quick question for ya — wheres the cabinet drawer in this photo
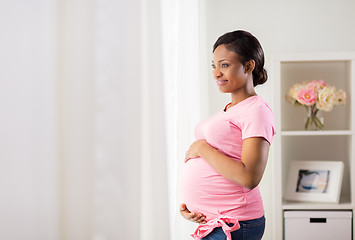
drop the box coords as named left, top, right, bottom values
left=284, top=211, right=352, bottom=240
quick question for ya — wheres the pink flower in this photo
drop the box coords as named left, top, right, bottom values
left=317, top=79, right=327, bottom=88
left=297, top=89, right=317, bottom=106
left=307, top=80, right=327, bottom=92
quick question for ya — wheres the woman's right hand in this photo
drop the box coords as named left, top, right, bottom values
left=180, top=203, right=207, bottom=224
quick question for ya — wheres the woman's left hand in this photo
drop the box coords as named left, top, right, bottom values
left=185, top=139, right=208, bottom=163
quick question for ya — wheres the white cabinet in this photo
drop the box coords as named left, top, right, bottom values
left=272, top=52, right=355, bottom=239
left=284, top=211, right=352, bottom=240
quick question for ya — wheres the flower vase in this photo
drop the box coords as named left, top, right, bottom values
left=304, top=105, right=324, bottom=130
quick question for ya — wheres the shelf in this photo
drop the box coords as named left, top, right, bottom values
left=272, top=52, right=355, bottom=240
left=281, top=130, right=353, bottom=136
left=273, top=52, right=355, bottom=62
left=283, top=196, right=353, bottom=210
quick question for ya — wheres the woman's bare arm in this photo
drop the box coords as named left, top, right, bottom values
left=185, top=137, right=270, bottom=189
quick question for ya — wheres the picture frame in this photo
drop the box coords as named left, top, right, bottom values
left=285, top=161, right=344, bottom=203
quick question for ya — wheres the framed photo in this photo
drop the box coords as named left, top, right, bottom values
left=285, top=161, right=344, bottom=203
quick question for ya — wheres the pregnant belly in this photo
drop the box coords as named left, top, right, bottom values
left=180, top=157, right=246, bottom=219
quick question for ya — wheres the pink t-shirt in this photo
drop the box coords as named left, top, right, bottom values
left=180, top=96, right=275, bottom=238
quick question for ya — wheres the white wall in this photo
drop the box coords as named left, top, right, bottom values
left=0, top=1, right=59, bottom=239
left=199, top=0, right=355, bottom=239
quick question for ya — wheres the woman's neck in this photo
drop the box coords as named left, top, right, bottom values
left=229, top=90, right=257, bottom=108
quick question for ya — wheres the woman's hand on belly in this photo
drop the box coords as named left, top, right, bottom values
left=180, top=203, right=207, bottom=224
left=185, top=139, right=209, bottom=163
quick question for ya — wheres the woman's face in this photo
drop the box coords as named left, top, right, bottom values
left=212, top=44, right=249, bottom=94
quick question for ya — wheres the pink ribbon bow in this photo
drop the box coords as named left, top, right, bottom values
left=191, top=215, right=240, bottom=240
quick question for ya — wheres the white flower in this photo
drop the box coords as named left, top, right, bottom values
left=286, top=82, right=307, bottom=104
left=316, top=86, right=336, bottom=111
left=335, top=89, right=346, bottom=105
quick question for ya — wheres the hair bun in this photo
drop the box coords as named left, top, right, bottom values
left=253, top=68, right=268, bottom=87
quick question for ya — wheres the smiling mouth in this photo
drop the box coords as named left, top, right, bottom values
left=216, top=79, right=228, bottom=86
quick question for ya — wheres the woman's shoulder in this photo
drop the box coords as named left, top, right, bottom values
left=252, top=96, right=273, bottom=113
left=232, top=95, right=273, bottom=115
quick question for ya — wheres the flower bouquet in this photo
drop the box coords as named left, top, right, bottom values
left=286, top=80, right=346, bottom=130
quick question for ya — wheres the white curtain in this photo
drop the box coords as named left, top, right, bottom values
left=0, top=0, right=201, bottom=239
left=0, top=1, right=59, bottom=239
left=161, top=0, right=202, bottom=239
left=93, top=0, right=171, bottom=239
left=92, top=0, right=201, bottom=239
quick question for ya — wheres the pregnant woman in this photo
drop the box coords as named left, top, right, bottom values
left=180, top=30, right=275, bottom=240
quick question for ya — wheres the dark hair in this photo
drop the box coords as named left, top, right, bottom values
left=213, top=30, right=267, bottom=87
